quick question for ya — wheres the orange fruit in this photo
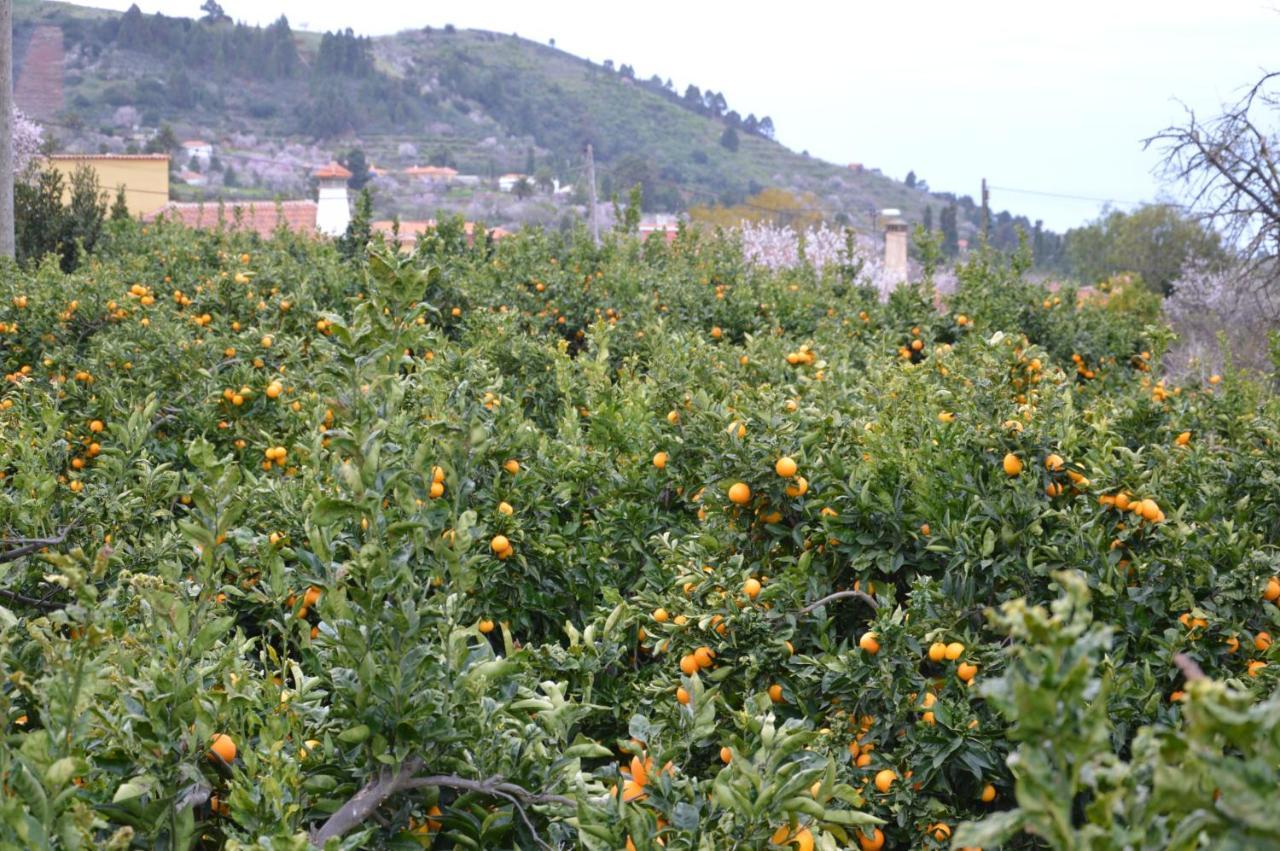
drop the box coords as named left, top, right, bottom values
left=981, top=783, right=996, bottom=802
left=503, top=459, right=520, bottom=475
left=1248, top=660, right=1267, bottom=677
left=728, top=482, right=751, bottom=504
left=676, top=686, right=690, bottom=704
left=653, top=451, right=668, bottom=470
left=679, top=654, right=699, bottom=676
left=784, top=476, right=809, bottom=498
left=498, top=501, right=513, bottom=515
left=767, top=684, right=784, bottom=703
left=1255, top=632, right=1272, bottom=651
left=89, top=420, right=104, bottom=433
left=873, top=768, right=896, bottom=793
left=653, top=608, right=670, bottom=623
left=1044, top=453, right=1065, bottom=471
left=944, top=641, right=965, bottom=660
left=1263, top=577, right=1280, bottom=602
left=303, top=586, right=322, bottom=607
left=693, top=646, right=714, bottom=668
left=929, top=823, right=951, bottom=842
left=478, top=619, right=495, bottom=633
left=743, top=578, right=762, bottom=599
left=774, top=457, right=798, bottom=478
left=859, top=632, right=880, bottom=655
left=1002, top=453, right=1023, bottom=476
left=927, top=642, right=947, bottom=662
left=209, top=733, right=237, bottom=763
left=858, top=827, right=885, bottom=851
left=957, top=662, right=979, bottom=682
left=720, top=746, right=732, bottom=764
left=1175, top=431, right=1191, bottom=446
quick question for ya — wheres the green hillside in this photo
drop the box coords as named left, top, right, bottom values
left=13, top=0, right=1054, bottom=254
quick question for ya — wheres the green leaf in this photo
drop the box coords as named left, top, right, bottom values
left=191, top=616, right=236, bottom=655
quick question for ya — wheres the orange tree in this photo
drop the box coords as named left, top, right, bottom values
left=0, top=218, right=1277, bottom=848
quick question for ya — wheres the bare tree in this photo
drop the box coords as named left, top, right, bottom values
left=1146, top=71, right=1280, bottom=319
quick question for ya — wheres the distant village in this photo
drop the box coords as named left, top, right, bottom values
left=46, top=135, right=683, bottom=246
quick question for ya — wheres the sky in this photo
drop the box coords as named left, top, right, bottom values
left=69, top=0, right=1280, bottom=231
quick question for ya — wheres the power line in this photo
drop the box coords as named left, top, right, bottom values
left=987, top=184, right=1183, bottom=209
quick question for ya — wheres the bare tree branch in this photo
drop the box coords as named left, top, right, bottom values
left=0, top=524, right=75, bottom=565
left=308, top=758, right=574, bottom=849
left=796, top=589, right=879, bottom=616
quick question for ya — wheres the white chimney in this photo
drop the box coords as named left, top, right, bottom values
left=314, top=161, right=353, bottom=236
left=882, top=209, right=908, bottom=284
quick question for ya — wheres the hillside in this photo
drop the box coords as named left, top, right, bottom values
left=12, top=0, right=1049, bottom=253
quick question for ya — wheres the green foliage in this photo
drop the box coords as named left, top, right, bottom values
left=15, top=164, right=108, bottom=272
left=1065, top=205, right=1227, bottom=293
left=0, top=221, right=1276, bottom=848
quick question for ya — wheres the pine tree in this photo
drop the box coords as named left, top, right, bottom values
left=337, top=188, right=374, bottom=262
left=940, top=204, right=959, bottom=256
left=923, top=205, right=933, bottom=232
left=110, top=186, right=130, bottom=221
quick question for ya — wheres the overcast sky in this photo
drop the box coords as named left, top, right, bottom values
left=71, top=0, right=1280, bottom=230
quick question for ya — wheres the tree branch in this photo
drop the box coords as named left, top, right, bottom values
left=0, top=524, right=74, bottom=565
left=796, top=589, right=879, bottom=616
left=308, top=760, right=574, bottom=849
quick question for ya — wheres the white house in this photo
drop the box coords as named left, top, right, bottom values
left=498, top=173, right=528, bottom=192
left=181, top=140, right=213, bottom=164
left=313, top=161, right=352, bottom=236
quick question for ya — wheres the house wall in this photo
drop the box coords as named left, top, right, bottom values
left=46, top=156, right=170, bottom=216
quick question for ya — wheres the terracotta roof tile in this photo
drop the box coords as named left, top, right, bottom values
left=313, top=161, right=352, bottom=179
left=47, top=154, right=170, bottom=161
left=371, top=219, right=510, bottom=246
left=145, top=200, right=318, bottom=239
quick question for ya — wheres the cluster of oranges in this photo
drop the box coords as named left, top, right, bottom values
left=785, top=344, right=816, bottom=366
left=490, top=534, right=514, bottom=560
left=1098, top=491, right=1165, bottom=524
left=261, top=445, right=288, bottom=471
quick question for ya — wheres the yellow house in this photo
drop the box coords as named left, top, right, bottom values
left=45, top=154, right=170, bottom=216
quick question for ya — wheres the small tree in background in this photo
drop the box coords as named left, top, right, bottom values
left=110, top=186, right=130, bottom=221
left=337, top=187, right=374, bottom=262
left=719, top=126, right=740, bottom=152
left=341, top=147, right=373, bottom=190
left=15, top=165, right=108, bottom=271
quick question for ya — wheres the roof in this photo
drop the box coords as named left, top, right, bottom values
left=144, top=200, right=318, bottom=239
left=313, top=161, right=353, bottom=179
left=178, top=170, right=206, bottom=182
left=182, top=140, right=211, bottom=148
left=403, top=165, right=458, bottom=176
left=47, top=154, right=170, bottom=161
left=498, top=173, right=526, bottom=180
left=371, top=219, right=510, bottom=246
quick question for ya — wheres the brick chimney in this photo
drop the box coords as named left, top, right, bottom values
left=882, top=208, right=908, bottom=284
left=313, top=161, right=353, bottom=236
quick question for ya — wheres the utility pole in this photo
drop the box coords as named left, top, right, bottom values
left=980, top=177, right=990, bottom=244
left=585, top=143, right=600, bottom=246
left=0, top=0, right=14, bottom=259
